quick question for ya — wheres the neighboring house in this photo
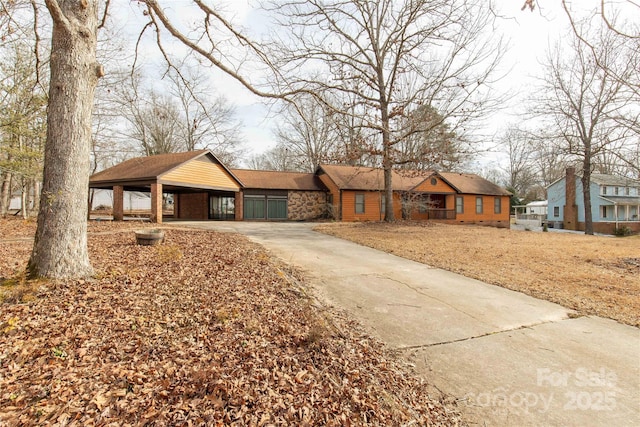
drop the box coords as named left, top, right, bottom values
left=90, top=189, right=151, bottom=211
left=89, top=150, right=511, bottom=227
left=316, top=164, right=512, bottom=227
left=513, top=200, right=548, bottom=228
left=526, top=200, right=548, bottom=216
left=547, top=167, right=640, bottom=234
left=230, top=169, right=327, bottom=221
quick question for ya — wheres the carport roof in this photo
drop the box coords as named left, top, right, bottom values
left=230, top=169, right=325, bottom=191
left=89, top=150, right=242, bottom=191
left=91, top=150, right=209, bottom=184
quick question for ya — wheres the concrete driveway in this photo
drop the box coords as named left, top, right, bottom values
left=177, top=221, right=640, bottom=426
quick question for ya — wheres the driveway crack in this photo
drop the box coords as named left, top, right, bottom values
left=370, top=273, right=484, bottom=322
left=394, top=318, right=569, bottom=352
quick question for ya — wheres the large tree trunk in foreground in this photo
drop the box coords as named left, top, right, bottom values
left=28, top=0, right=101, bottom=279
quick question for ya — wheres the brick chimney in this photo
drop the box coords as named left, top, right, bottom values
left=564, top=167, right=578, bottom=230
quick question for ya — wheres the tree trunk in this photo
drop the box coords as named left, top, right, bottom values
left=582, top=155, right=594, bottom=235
left=383, top=153, right=394, bottom=221
left=380, top=93, right=394, bottom=221
left=28, top=0, right=101, bottom=279
left=31, top=180, right=40, bottom=217
left=21, top=181, right=27, bottom=220
left=0, top=171, right=12, bottom=216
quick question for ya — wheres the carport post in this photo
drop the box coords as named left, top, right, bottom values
left=113, top=185, right=124, bottom=221
left=235, top=191, right=243, bottom=221
left=173, top=193, right=179, bottom=218
left=151, top=182, right=163, bottom=224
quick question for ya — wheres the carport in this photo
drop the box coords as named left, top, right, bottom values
left=89, top=150, right=243, bottom=223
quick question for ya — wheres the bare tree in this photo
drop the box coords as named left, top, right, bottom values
left=529, top=132, right=571, bottom=190
left=267, top=0, right=504, bottom=221
left=118, top=73, right=244, bottom=162
left=165, top=66, right=244, bottom=164
left=246, top=145, right=299, bottom=172
left=535, top=17, right=637, bottom=234
left=272, top=95, right=340, bottom=172
left=395, top=105, right=469, bottom=172
left=497, top=126, right=538, bottom=199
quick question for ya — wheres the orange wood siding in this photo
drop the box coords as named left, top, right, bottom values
left=337, top=191, right=404, bottom=222
left=161, top=160, right=240, bottom=191
left=454, top=194, right=510, bottom=224
left=342, top=191, right=383, bottom=222
left=413, top=176, right=456, bottom=193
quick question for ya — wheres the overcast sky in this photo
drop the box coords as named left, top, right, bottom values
left=114, top=1, right=613, bottom=168
left=219, top=1, right=571, bottom=156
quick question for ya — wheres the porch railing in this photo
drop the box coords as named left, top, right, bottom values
left=427, top=208, right=456, bottom=220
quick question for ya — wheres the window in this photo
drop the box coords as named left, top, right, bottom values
left=553, top=206, right=559, bottom=217
left=602, top=186, right=607, bottom=195
left=614, top=187, right=619, bottom=195
left=355, top=193, right=365, bottom=214
left=494, top=197, right=501, bottom=214
left=380, top=194, right=385, bottom=213
left=601, top=206, right=609, bottom=218
left=625, top=187, right=630, bottom=196
left=475, top=197, right=483, bottom=214
left=456, top=196, right=464, bottom=214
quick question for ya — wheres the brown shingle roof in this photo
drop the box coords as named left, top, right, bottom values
left=318, top=164, right=427, bottom=191
left=231, top=169, right=324, bottom=191
left=319, top=164, right=510, bottom=196
left=90, top=150, right=210, bottom=184
left=439, top=172, right=512, bottom=196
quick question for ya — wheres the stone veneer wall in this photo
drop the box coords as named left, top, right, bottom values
left=288, top=191, right=327, bottom=221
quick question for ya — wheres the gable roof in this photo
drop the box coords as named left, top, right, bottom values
left=438, top=172, right=512, bottom=196
left=90, top=150, right=208, bottom=183
left=590, top=174, right=640, bottom=187
left=89, top=150, right=241, bottom=187
left=317, top=164, right=427, bottom=191
left=318, top=164, right=510, bottom=196
left=547, top=171, right=640, bottom=190
left=230, top=169, right=324, bottom=191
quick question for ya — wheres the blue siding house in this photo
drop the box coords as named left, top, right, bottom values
left=547, top=168, right=640, bottom=234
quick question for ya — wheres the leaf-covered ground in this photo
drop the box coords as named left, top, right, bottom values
left=315, top=221, right=640, bottom=327
left=0, top=219, right=461, bottom=426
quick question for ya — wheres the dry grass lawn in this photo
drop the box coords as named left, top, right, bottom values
left=315, top=222, right=640, bottom=327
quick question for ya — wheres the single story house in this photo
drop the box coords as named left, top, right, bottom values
left=547, top=167, right=640, bottom=234
left=317, top=164, right=512, bottom=227
left=89, top=150, right=511, bottom=227
left=513, top=200, right=548, bottom=227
